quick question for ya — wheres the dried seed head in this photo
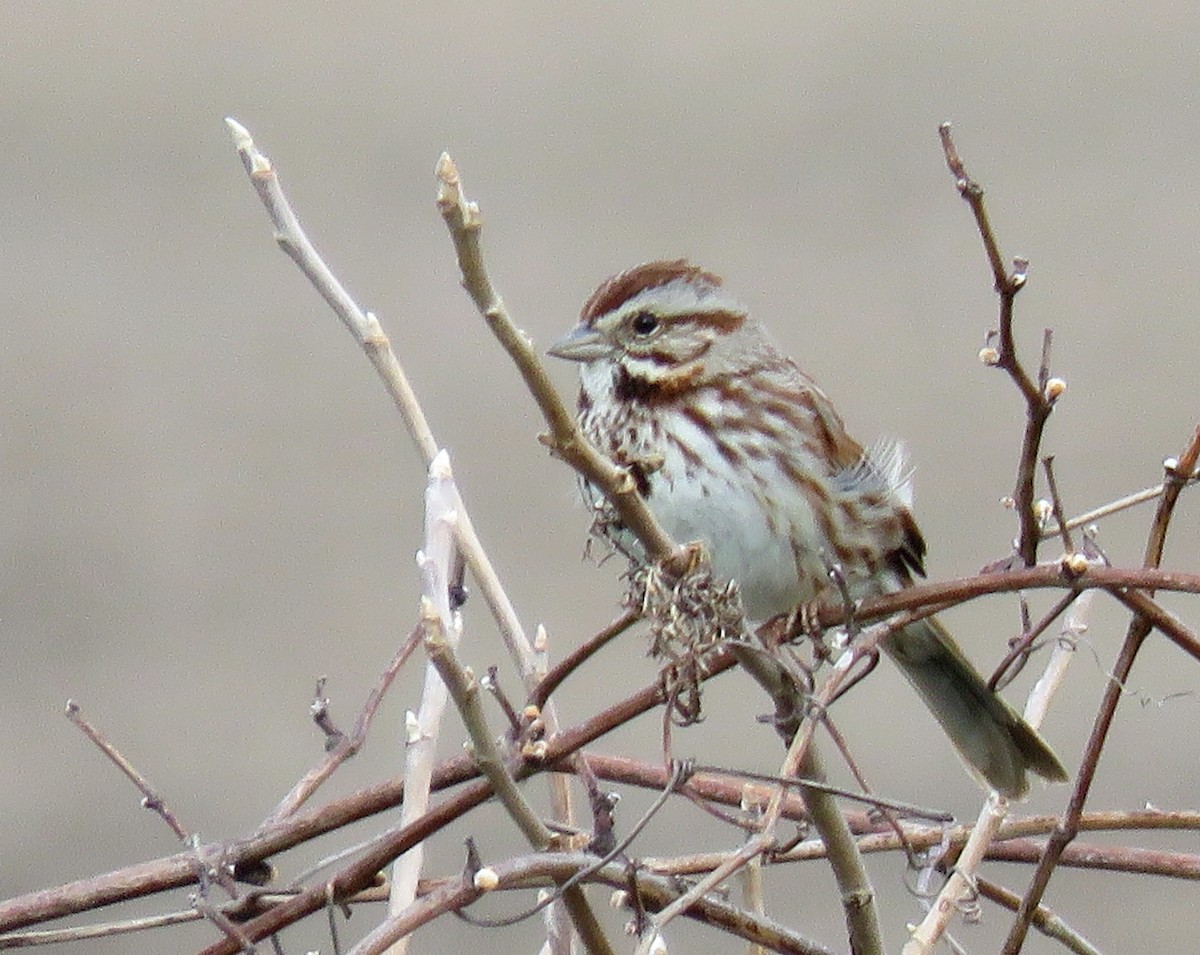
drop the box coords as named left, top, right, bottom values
left=978, top=346, right=1000, bottom=366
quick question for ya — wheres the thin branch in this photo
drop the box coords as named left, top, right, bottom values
left=462, top=761, right=691, bottom=931
left=225, top=117, right=532, bottom=682
left=192, top=897, right=256, bottom=955
left=690, top=765, right=953, bottom=823
left=1042, top=456, right=1076, bottom=554
left=989, top=838, right=1200, bottom=880
left=349, top=852, right=833, bottom=955
left=1039, top=477, right=1198, bottom=540
left=941, top=122, right=1057, bottom=567
left=64, top=701, right=189, bottom=842
left=1004, top=423, right=1200, bottom=954
left=975, top=878, right=1103, bottom=955
left=806, top=564, right=1200, bottom=665
left=267, top=625, right=424, bottom=822
left=434, top=153, right=684, bottom=570
left=531, top=609, right=639, bottom=709
left=989, top=591, right=1078, bottom=691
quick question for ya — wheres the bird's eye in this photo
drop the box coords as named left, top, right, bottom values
left=630, top=311, right=659, bottom=335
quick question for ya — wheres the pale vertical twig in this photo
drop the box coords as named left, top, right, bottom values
left=384, top=450, right=464, bottom=955
left=224, top=117, right=532, bottom=681
left=902, top=559, right=1090, bottom=954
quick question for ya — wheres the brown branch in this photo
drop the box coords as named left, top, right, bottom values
left=812, top=564, right=1200, bottom=665
left=434, top=153, right=685, bottom=571
left=1004, top=423, right=1200, bottom=954
left=940, top=122, right=1059, bottom=567
left=350, top=852, right=834, bottom=955
left=988, top=590, right=1079, bottom=691
left=268, top=625, right=423, bottom=823
left=531, top=609, right=639, bottom=709
left=64, top=701, right=189, bottom=842
left=976, top=878, right=1103, bottom=955
left=988, top=838, right=1200, bottom=880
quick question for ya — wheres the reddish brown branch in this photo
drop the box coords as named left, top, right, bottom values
left=268, top=624, right=424, bottom=823
left=1003, top=424, right=1200, bottom=954
left=987, top=838, right=1200, bottom=880
left=65, top=701, right=190, bottom=842
left=940, top=123, right=1057, bottom=567
left=7, top=562, right=1198, bottom=939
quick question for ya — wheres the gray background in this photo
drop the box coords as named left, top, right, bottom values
left=3, top=3, right=1198, bottom=953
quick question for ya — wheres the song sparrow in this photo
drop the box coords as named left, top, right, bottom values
left=548, top=259, right=1068, bottom=798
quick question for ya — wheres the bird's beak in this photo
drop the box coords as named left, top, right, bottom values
left=547, top=325, right=613, bottom=363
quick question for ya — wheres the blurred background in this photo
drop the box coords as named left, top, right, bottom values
left=3, top=3, right=1198, bottom=952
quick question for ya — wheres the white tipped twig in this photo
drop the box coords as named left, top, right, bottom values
left=1039, top=476, right=1198, bottom=541
left=904, top=587, right=1088, bottom=954
left=385, top=452, right=465, bottom=955
left=434, top=153, right=684, bottom=571
left=225, top=118, right=532, bottom=677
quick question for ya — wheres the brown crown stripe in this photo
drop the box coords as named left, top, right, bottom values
left=675, top=308, right=746, bottom=334
left=581, top=259, right=724, bottom=324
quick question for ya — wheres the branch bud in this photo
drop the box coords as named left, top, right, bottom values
left=1062, top=551, right=1090, bottom=576
left=978, top=346, right=1000, bottom=366
left=472, top=867, right=499, bottom=891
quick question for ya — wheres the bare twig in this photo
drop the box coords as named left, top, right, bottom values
left=224, top=118, right=532, bottom=681
left=348, top=851, right=833, bottom=955
left=1004, top=424, right=1200, bottom=954
left=975, top=878, right=1103, bottom=955
left=434, top=153, right=685, bottom=571
left=531, top=609, right=639, bottom=709
left=690, top=764, right=953, bottom=823
left=1040, top=475, right=1199, bottom=539
left=192, top=896, right=255, bottom=955
left=1042, top=456, right=1075, bottom=555
left=989, top=591, right=1078, bottom=691
left=65, top=701, right=189, bottom=842
left=268, top=626, right=423, bottom=822
left=940, top=122, right=1057, bottom=567
left=806, top=564, right=1200, bottom=665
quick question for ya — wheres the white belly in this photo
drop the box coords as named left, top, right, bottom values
left=640, top=410, right=827, bottom=620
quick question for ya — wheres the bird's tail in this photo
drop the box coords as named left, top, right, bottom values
left=884, top=616, right=1069, bottom=798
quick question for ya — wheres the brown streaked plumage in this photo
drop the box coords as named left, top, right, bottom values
left=549, top=260, right=1068, bottom=798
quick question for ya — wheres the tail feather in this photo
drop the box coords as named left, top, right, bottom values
left=884, top=616, right=1069, bottom=798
